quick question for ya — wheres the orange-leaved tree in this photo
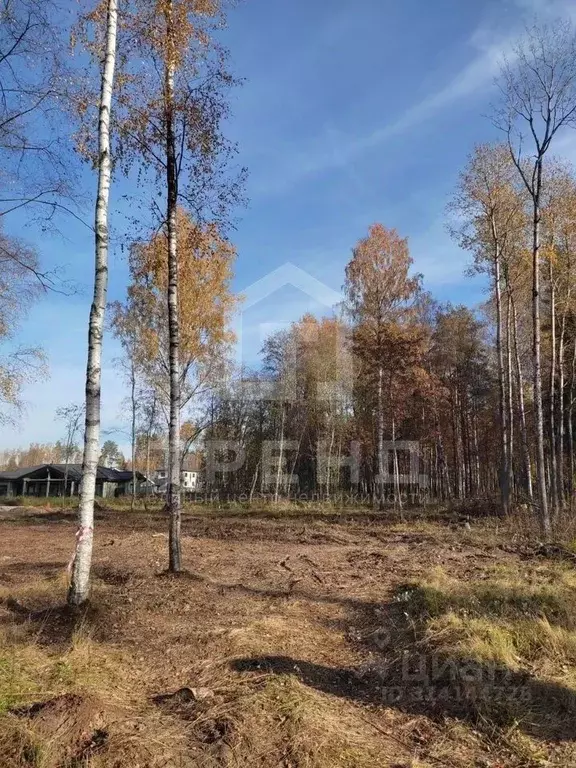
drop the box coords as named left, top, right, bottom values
left=344, top=224, right=422, bottom=509
left=117, top=208, right=238, bottom=543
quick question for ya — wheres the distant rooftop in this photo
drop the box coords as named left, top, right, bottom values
left=0, top=464, right=144, bottom=482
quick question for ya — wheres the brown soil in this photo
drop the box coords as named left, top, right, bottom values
left=0, top=506, right=573, bottom=767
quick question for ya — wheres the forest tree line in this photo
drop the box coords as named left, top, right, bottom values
left=112, top=139, right=576, bottom=526
left=97, top=20, right=576, bottom=539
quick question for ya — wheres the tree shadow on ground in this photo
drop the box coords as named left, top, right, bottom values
left=0, top=560, right=68, bottom=579
left=0, top=510, right=77, bottom=525
left=229, top=579, right=576, bottom=744
left=231, top=652, right=576, bottom=742
left=0, top=564, right=110, bottom=647
left=0, top=598, right=100, bottom=645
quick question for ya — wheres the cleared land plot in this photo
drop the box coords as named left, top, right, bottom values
left=1, top=505, right=576, bottom=767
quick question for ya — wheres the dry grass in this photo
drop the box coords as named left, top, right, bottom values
left=394, top=563, right=576, bottom=763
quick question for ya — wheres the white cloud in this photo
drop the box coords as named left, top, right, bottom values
left=251, top=0, right=576, bottom=198
left=250, top=40, right=509, bottom=197
left=512, top=0, right=576, bottom=19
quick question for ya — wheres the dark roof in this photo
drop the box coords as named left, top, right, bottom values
left=113, top=470, right=145, bottom=482
left=48, top=464, right=83, bottom=481
left=0, top=465, right=46, bottom=480
left=0, top=464, right=145, bottom=482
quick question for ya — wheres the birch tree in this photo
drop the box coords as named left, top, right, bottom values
left=55, top=403, right=85, bottom=497
left=110, top=299, right=145, bottom=507
left=449, top=143, right=527, bottom=513
left=117, top=210, right=238, bottom=564
left=496, top=20, right=576, bottom=537
left=0, top=225, right=46, bottom=424
left=539, top=165, right=576, bottom=514
left=68, top=0, right=119, bottom=606
left=112, top=0, right=242, bottom=568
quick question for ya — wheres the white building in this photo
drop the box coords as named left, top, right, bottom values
left=153, top=467, right=200, bottom=492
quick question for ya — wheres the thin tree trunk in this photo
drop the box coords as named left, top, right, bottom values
left=431, top=443, right=438, bottom=500
left=434, top=410, right=450, bottom=502
left=130, top=358, right=137, bottom=512
left=165, top=0, right=182, bottom=571
left=548, top=257, right=558, bottom=518
left=532, top=190, right=551, bottom=537
left=287, top=427, right=304, bottom=499
left=472, top=408, right=481, bottom=496
left=336, top=435, right=342, bottom=494
left=377, top=366, right=384, bottom=509
left=249, top=460, right=260, bottom=506
left=452, top=388, right=463, bottom=499
left=275, top=403, right=285, bottom=503
left=68, top=0, right=118, bottom=606
left=63, top=444, right=70, bottom=501
left=392, top=416, right=402, bottom=515
left=326, top=413, right=335, bottom=497
left=557, top=307, right=567, bottom=510
left=493, top=238, right=510, bottom=515
left=460, top=397, right=470, bottom=497
left=463, top=399, right=474, bottom=497
left=506, top=291, right=514, bottom=503
left=146, top=394, right=158, bottom=507
left=145, top=394, right=156, bottom=506
left=568, top=338, right=576, bottom=512
left=510, top=293, right=532, bottom=501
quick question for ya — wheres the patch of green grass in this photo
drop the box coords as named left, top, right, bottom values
left=0, top=496, right=77, bottom=508
left=393, top=564, right=576, bottom=762
left=398, top=565, right=576, bottom=630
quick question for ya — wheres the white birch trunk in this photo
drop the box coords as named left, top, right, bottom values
left=274, top=403, right=285, bottom=503
left=568, top=339, right=576, bottom=512
left=492, top=231, right=509, bottom=516
left=165, top=1, right=182, bottom=571
left=505, top=291, right=514, bottom=504
left=145, top=394, right=156, bottom=506
left=130, top=357, right=137, bottom=511
left=557, top=318, right=565, bottom=510
left=68, top=0, right=118, bottom=606
left=548, top=257, right=558, bottom=517
left=532, top=191, right=551, bottom=537
left=376, top=365, right=384, bottom=508
left=511, top=293, right=533, bottom=500
left=326, top=411, right=335, bottom=497
left=392, top=416, right=402, bottom=514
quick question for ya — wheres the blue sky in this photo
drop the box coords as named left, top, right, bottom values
left=3, top=0, right=576, bottom=451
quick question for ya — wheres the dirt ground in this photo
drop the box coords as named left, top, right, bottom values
left=1, top=505, right=575, bottom=767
